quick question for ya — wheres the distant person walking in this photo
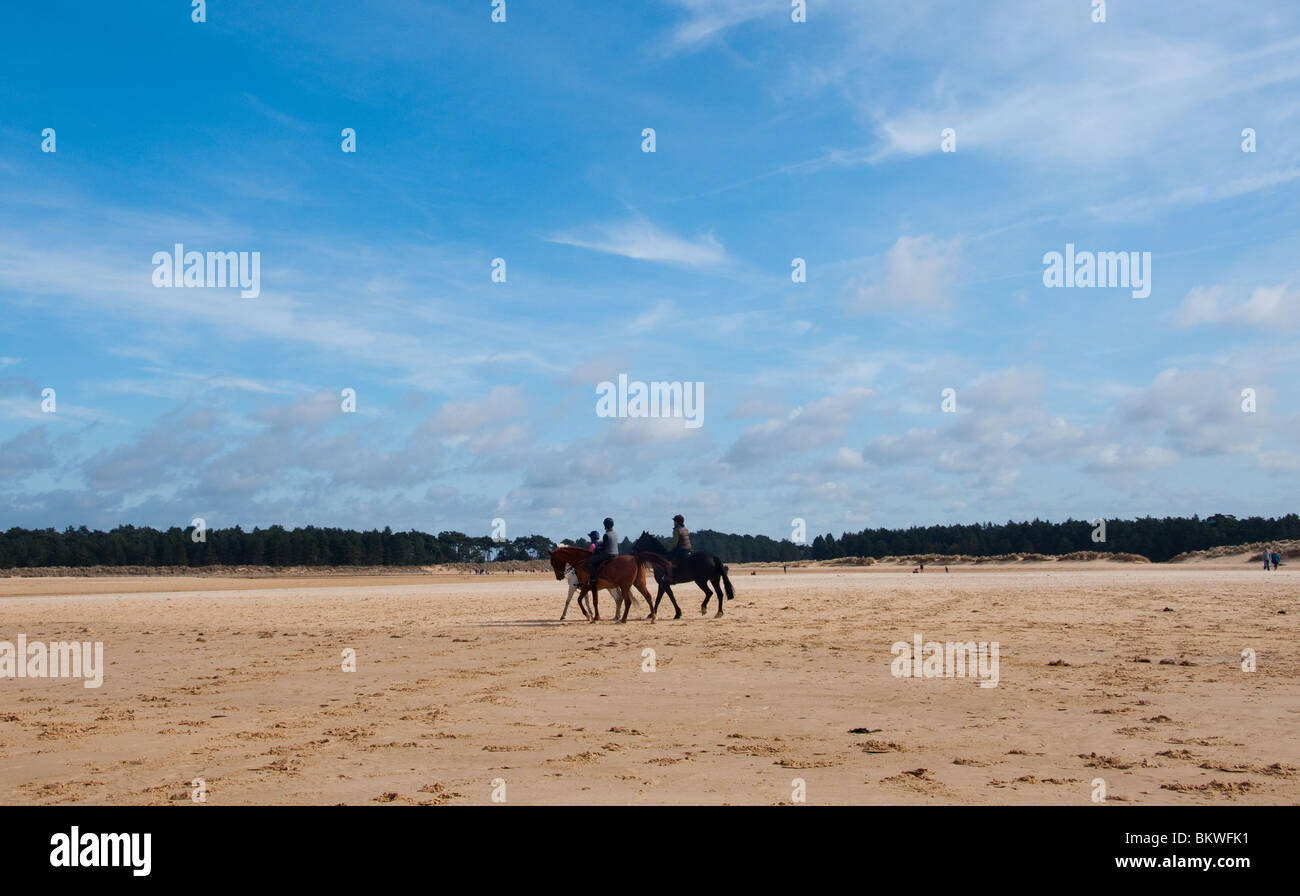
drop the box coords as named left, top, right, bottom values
left=1272, top=551, right=1281, bottom=570
left=1264, top=549, right=1272, bottom=571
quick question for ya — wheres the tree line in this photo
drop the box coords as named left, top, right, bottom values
left=802, top=514, right=1299, bottom=563
left=0, top=513, right=1294, bottom=568
left=0, top=525, right=553, bottom=569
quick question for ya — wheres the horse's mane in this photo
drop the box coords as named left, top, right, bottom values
left=634, top=530, right=668, bottom=552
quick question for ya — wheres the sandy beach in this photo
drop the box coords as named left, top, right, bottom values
left=1, top=562, right=1296, bottom=805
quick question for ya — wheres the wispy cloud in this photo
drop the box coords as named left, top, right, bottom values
left=547, top=217, right=728, bottom=267
left=661, top=0, right=776, bottom=53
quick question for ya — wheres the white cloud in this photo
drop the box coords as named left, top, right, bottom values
left=848, top=235, right=962, bottom=314
left=1173, top=283, right=1297, bottom=328
left=724, top=388, right=876, bottom=467
left=1083, top=444, right=1179, bottom=473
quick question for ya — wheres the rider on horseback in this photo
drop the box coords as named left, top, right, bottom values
left=667, top=514, right=692, bottom=576
left=587, top=517, right=618, bottom=590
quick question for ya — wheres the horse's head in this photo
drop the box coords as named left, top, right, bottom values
left=633, top=531, right=665, bottom=553
left=548, top=547, right=570, bottom=580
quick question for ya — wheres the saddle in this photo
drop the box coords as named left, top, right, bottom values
left=665, top=551, right=691, bottom=580
left=589, top=554, right=613, bottom=582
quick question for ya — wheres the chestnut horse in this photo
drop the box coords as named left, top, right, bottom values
left=548, top=546, right=660, bottom=623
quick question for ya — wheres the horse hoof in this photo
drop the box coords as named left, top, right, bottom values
left=714, top=611, right=724, bottom=618
left=674, top=612, right=682, bottom=620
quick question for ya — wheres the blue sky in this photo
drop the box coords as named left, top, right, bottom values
left=2, top=0, right=1298, bottom=541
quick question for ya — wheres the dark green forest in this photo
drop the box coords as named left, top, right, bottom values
left=0, top=513, right=1294, bottom=567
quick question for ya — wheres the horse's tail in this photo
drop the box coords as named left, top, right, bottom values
left=722, top=564, right=735, bottom=600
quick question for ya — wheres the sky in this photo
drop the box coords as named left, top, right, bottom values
left=1, top=0, right=1298, bottom=542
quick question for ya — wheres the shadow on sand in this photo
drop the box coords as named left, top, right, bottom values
left=471, top=619, right=584, bottom=627
left=470, top=618, right=651, bottom=627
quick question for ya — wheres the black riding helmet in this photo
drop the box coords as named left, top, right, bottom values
left=603, top=517, right=614, bottom=529
left=673, top=514, right=684, bottom=524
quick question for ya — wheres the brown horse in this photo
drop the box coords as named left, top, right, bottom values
left=549, top=546, right=658, bottom=623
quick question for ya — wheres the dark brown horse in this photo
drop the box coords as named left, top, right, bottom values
left=549, top=546, right=659, bottom=623
left=631, top=532, right=735, bottom=618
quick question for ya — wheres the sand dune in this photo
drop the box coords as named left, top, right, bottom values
left=1, top=566, right=1295, bottom=805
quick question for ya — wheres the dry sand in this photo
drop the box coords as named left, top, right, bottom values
left=1, top=561, right=1296, bottom=805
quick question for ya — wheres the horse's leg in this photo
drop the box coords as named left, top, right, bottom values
left=697, top=578, right=712, bottom=615
left=711, top=574, right=725, bottom=617
left=598, top=575, right=622, bottom=624
left=634, top=567, right=655, bottom=621
left=625, top=570, right=640, bottom=623
left=613, top=579, right=628, bottom=624
left=636, top=575, right=656, bottom=623
left=562, top=582, right=575, bottom=620
left=653, top=578, right=675, bottom=618
left=591, top=584, right=601, bottom=622
left=664, top=576, right=683, bottom=619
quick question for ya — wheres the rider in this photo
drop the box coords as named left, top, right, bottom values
left=667, top=514, right=692, bottom=574
left=587, top=517, right=618, bottom=589
left=587, top=530, right=601, bottom=553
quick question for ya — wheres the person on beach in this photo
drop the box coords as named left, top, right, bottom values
left=587, top=518, right=618, bottom=587
left=667, top=514, right=692, bottom=563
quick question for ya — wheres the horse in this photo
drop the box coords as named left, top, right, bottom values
left=548, top=546, right=658, bottom=623
left=630, top=532, right=735, bottom=618
left=560, top=564, right=624, bottom=621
